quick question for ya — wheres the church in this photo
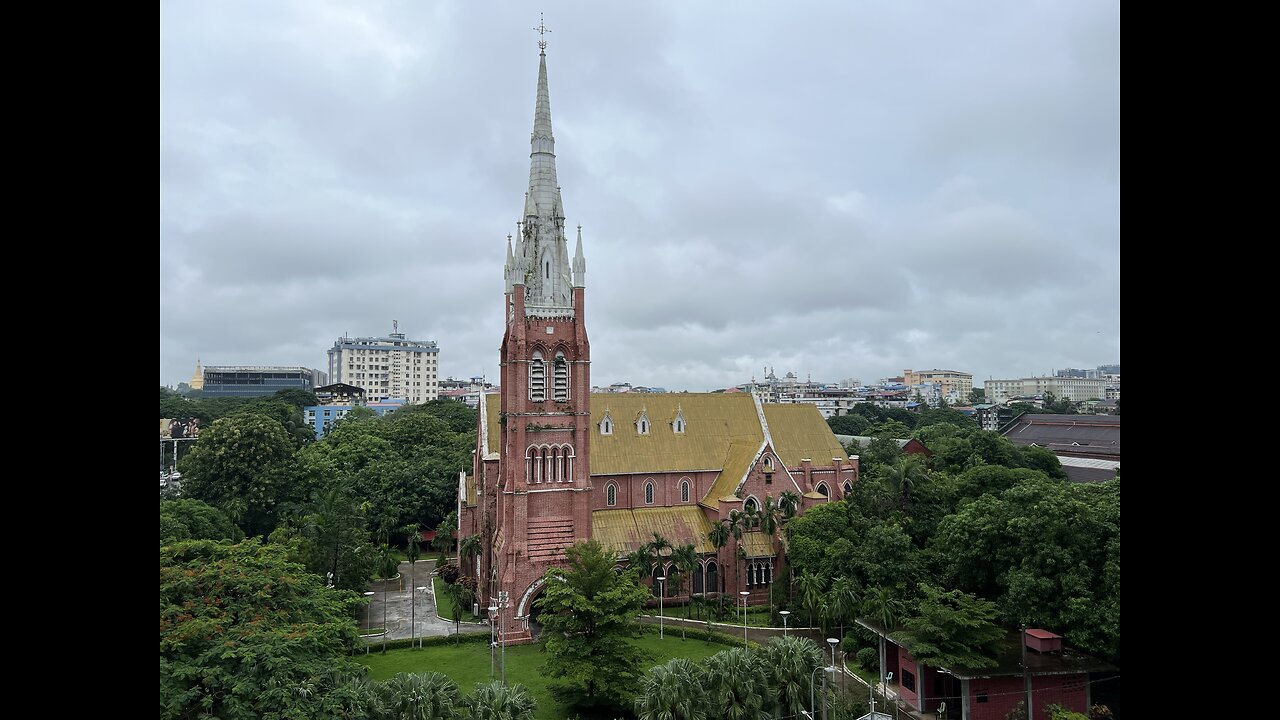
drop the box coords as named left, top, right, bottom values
left=458, top=38, right=858, bottom=644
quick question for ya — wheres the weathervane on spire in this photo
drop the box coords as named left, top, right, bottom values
left=533, top=13, right=551, bottom=51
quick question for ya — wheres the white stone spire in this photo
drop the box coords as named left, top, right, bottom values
left=514, top=39, right=580, bottom=315
left=573, top=224, right=586, bottom=288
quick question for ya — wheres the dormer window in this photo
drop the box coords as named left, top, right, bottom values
left=553, top=352, right=569, bottom=401
left=673, top=406, right=686, bottom=434
left=529, top=352, right=545, bottom=402
left=637, top=409, right=650, bottom=436
left=600, top=411, right=613, bottom=436
left=763, top=455, right=774, bottom=472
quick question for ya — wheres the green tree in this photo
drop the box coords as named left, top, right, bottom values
left=762, top=636, right=823, bottom=719
left=880, top=455, right=927, bottom=509
left=458, top=534, right=482, bottom=577
left=795, top=573, right=827, bottom=629
left=671, top=543, right=699, bottom=636
left=442, top=580, right=473, bottom=642
left=968, top=388, right=986, bottom=404
left=707, top=520, right=731, bottom=593
left=273, top=387, right=319, bottom=410
left=635, top=658, right=709, bottom=720
left=159, top=499, right=244, bottom=544
left=824, top=577, right=860, bottom=639
left=159, top=539, right=362, bottom=719
left=388, top=398, right=479, bottom=434
left=376, top=672, right=461, bottom=719
left=893, top=584, right=1004, bottom=669
left=179, top=412, right=305, bottom=536
left=702, top=647, right=772, bottom=720
left=826, top=414, right=871, bottom=437
left=279, top=482, right=378, bottom=591
left=535, top=539, right=653, bottom=714
left=863, top=586, right=905, bottom=691
left=464, top=681, right=537, bottom=720
left=405, top=524, right=422, bottom=645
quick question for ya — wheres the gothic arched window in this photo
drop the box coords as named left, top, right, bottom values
left=680, top=480, right=690, bottom=503
left=529, top=351, right=545, bottom=402
left=606, top=483, right=617, bottom=506
left=645, top=481, right=655, bottom=505
left=553, top=351, right=569, bottom=402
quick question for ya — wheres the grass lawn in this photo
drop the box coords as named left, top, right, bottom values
left=432, top=577, right=481, bottom=622
left=357, top=631, right=734, bottom=720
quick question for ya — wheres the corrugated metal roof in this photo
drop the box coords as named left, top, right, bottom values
left=592, top=394, right=764, bottom=475
left=485, top=397, right=501, bottom=455
left=763, top=403, right=849, bottom=468
left=702, top=440, right=762, bottom=509
left=592, top=506, right=714, bottom=556
left=741, top=531, right=776, bottom=557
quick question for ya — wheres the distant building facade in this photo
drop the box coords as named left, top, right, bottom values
left=202, top=366, right=327, bottom=398
left=326, top=329, right=440, bottom=403
left=1001, top=413, right=1120, bottom=482
left=303, top=398, right=405, bottom=438
left=984, top=376, right=1106, bottom=403
left=903, top=369, right=972, bottom=400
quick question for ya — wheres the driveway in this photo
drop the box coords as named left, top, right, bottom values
left=359, top=559, right=488, bottom=642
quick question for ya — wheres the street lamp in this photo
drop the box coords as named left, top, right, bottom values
left=362, top=591, right=376, bottom=655
left=808, top=664, right=838, bottom=720
left=657, top=576, right=666, bottom=640
left=740, top=590, right=750, bottom=647
left=487, top=605, right=498, bottom=680
left=779, top=609, right=790, bottom=638
left=827, top=637, right=840, bottom=703
left=414, top=587, right=430, bottom=648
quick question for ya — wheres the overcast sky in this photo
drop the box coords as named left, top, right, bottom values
left=160, top=1, right=1120, bottom=392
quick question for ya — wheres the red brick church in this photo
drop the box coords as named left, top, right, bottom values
left=458, top=40, right=857, bottom=644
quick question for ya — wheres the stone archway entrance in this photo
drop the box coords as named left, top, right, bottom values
left=515, top=577, right=548, bottom=640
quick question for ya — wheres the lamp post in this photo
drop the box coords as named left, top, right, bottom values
left=1021, top=624, right=1032, bottom=720
left=382, top=578, right=389, bottom=654
left=827, top=637, right=840, bottom=712
left=414, top=586, right=429, bottom=649
left=362, top=591, right=376, bottom=655
left=498, top=591, right=509, bottom=684
left=488, top=604, right=498, bottom=680
left=739, top=590, right=750, bottom=647
left=657, top=576, right=666, bottom=640
left=809, top=664, right=837, bottom=720
left=885, top=671, right=894, bottom=719
left=779, top=609, right=790, bottom=638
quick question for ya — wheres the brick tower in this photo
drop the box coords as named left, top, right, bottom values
left=490, top=35, right=591, bottom=643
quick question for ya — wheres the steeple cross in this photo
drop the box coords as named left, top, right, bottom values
left=533, top=14, right=551, bottom=51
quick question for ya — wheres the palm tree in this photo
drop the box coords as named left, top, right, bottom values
left=442, top=581, right=471, bottom=644
left=707, top=520, right=731, bottom=594
left=647, top=532, right=673, bottom=597
left=404, top=524, right=421, bottom=648
left=727, top=509, right=750, bottom=598
left=762, top=636, right=823, bottom=720
left=671, top=543, right=698, bottom=638
left=777, top=491, right=800, bottom=521
left=824, top=577, right=859, bottom=641
left=758, top=496, right=783, bottom=615
left=376, top=671, right=461, bottom=720
left=864, top=586, right=905, bottom=696
left=880, top=455, right=927, bottom=509
left=702, top=647, right=773, bottom=720
left=635, top=658, right=709, bottom=720
left=465, top=680, right=537, bottom=720
left=626, top=545, right=654, bottom=581
left=458, top=534, right=482, bottom=578
left=794, top=573, right=827, bottom=629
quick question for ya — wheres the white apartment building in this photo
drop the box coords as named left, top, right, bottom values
left=984, top=376, right=1106, bottom=403
left=326, top=331, right=440, bottom=403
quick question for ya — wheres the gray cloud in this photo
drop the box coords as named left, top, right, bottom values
left=161, top=0, right=1120, bottom=390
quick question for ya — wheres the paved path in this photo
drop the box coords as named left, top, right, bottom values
left=359, top=559, right=488, bottom=643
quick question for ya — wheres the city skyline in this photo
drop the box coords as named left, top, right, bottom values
left=160, top=2, right=1120, bottom=392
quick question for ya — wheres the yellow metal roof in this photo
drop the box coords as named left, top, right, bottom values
left=702, top=440, right=763, bottom=509
left=591, top=394, right=764, bottom=476
left=762, top=403, right=849, bottom=468
left=465, top=474, right=476, bottom=505
left=741, top=531, right=777, bottom=558
left=485, top=397, right=501, bottom=455
left=592, top=506, right=714, bottom=556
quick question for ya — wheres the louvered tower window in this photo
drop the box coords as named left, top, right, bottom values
left=553, top=352, right=569, bottom=401
left=529, top=352, right=545, bottom=402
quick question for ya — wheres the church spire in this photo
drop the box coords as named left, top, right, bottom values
left=573, top=224, right=586, bottom=288
left=514, top=25, right=581, bottom=315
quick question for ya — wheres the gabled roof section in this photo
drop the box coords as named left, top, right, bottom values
left=590, top=393, right=764, bottom=476
left=701, top=440, right=763, bottom=510
left=762, top=403, right=849, bottom=467
left=592, top=506, right=715, bottom=556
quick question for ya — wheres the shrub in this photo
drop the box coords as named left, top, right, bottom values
left=856, top=647, right=878, bottom=671
left=437, top=562, right=460, bottom=584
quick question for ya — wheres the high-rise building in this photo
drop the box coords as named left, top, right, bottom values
left=326, top=327, right=440, bottom=403
left=202, top=366, right=326, bottom=398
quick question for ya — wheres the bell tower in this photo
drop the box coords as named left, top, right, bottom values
left=492, top=29, right=592, bottom=642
